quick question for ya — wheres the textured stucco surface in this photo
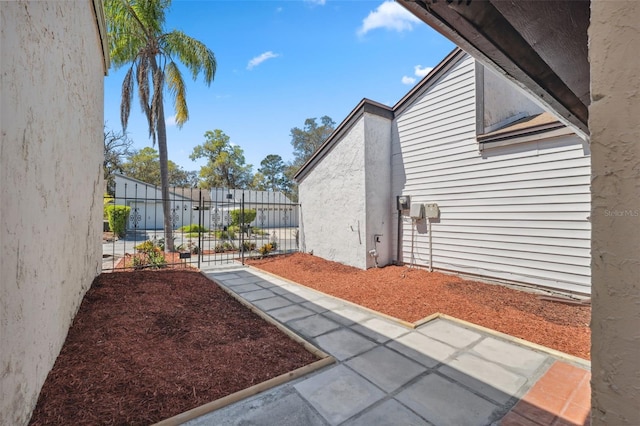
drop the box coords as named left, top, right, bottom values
left=589, top=2, right=640, bottom=424
left=0, top=2, right=104, bottom=424
left=299, top=118, right=368, bottom=268
left=363, top=113, right=392, bottom=267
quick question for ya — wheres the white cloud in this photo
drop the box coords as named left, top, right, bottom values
left=305, top=0, right=326, bottom=5
left=414, top=65, right=433, bottom=77
left=401, top=76, right=416, bottom=85
left=165, top=115, right=177, bottom=127
left=247, top=51, right=280, bottom=70
left=357, top=1, right=421, bottom=37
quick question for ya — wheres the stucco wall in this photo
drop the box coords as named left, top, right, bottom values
left=299, top=118, right=368, bottom=268
left=0, top=2, right=105, bottom=424
left=364, top=113, right=392, bottom=267
left=590, top=1, right=640, bottom=424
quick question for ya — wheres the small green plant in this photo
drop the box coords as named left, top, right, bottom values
left=240, top=241, right=256, bottom=252
left=230, top=209, right=256, bottom=226
left=214, top=241, right=234, bottom=253
left=105, top=205, right=130, bottom=238
left=179, top=224, right=208, bottom=233
left=258, top=243, right=274, bottom=256
left=215, top=229, right=236, bottom=240
left=133, top=238, right=166, bottom=269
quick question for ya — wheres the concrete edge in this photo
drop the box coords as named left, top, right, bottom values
left=153, top=357, right=335, bottom=426
left=245, top=265, right=417, bottom=329
left=425, top=313, right=591, bottom=368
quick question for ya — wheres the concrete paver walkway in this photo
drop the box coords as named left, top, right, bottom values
left=186, top=265, right=590, bottom=426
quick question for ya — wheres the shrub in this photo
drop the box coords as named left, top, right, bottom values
left=258, top=243, right=274, bottom=256
left=106, top=205, right=130, bottom=238
left=133, top=238, right=166, bottom=269
left=230, top=209, right=256, bottom=226
left=240, top=241, right=256, bottom=252
left=214, top=241, right=235, bottom=253
left=215, top=229, right=236, bottom=240
left=179, top=224, right=208, bottom=233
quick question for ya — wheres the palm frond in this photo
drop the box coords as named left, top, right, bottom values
left=150, top=64, right=164, bottom=145
left=121, top=66, right=135, bottom=131
left=163, top=30, right=216, bottom=84
left=166, top=61, right=188, bottom=126
left=105, top=0, right=147, bottom=67
left=136, top=55, right=154, bottom=141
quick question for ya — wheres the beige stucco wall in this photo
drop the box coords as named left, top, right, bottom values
left=589, top=1, right=640, bottom=424
left=0, top=1, right=105, bottom=424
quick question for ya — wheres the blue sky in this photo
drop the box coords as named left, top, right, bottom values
left=104, top=0, right=454, bottom=173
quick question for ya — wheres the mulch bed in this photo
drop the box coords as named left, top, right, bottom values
left=247, top=253, right=591, bottom=360
left=29, top=270, right=319, bottom=425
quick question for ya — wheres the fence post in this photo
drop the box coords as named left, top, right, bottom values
left=198, top=190, right=202, bottom=270
left=240, top=192, right=245, bottom=265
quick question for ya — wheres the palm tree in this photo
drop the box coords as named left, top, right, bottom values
left=105, top=0, right=216, bottom=251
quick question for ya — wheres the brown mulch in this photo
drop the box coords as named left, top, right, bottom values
left=247, top=253, right=591, bottom=360
left=29, top=270, right=319, bottom=426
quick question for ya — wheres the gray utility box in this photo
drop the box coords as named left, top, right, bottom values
left=424, top=203, right=440, bottom=219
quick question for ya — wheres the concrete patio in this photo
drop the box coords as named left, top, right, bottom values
left=184, top=265, right=590, bottom=426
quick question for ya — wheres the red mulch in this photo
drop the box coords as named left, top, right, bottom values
left=29, top=270, right=318, bottom=426
left=247, top=253, right=591, bottom=360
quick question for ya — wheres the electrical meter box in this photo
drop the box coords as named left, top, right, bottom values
left=410, top=203, right=424, bottom=219
left=397, top=195, right=410, bottom=210
left=424, top=203, right=440, bottom=219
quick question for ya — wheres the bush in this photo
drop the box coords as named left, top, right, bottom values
left=214, top=229, right=236, bottom=240
left=240, top=241, right=256, bottom=252
left=133, top=238, right=166, bottom=269
left=230, top=209, right=256, bottom=226
left=106, top=205, right=130, bottom=238
left=258, top=243, right=274, bottom=256
left=179, top=224, right=208, bottom=233
left=214, top=241, right=235, bottom=253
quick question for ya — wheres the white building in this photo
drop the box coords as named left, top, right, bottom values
left=114, top=174, right=298, bottom=231
left=296, top=48, right=590, bottom=295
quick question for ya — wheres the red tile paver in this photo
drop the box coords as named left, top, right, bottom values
left=501, top=361, right=591, bottom=426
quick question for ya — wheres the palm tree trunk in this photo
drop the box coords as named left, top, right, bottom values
left=156, top=98, right=175, bottom=252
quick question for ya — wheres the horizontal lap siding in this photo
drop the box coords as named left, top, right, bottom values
left=392, top=54, right=591, bottom=294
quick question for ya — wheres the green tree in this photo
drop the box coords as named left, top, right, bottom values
left=105, top=0, right=216, bottom=251
left=121, top=147, right=197, bottom=187
left=190, top=130, right=253, bottom=189
left=290, top=116, right=336, bottom=168
left=254, top=154, right=289, bottom=192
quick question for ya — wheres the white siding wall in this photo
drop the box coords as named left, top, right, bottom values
left=392, top=54, right=591, bottom=294
left=299, top=118, right=368, bottom=268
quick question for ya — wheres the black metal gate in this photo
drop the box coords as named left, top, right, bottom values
left=102, top=183, right=299, bottom=272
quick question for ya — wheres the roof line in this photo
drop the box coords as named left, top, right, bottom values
left=295, top=47, right=467, bottom=182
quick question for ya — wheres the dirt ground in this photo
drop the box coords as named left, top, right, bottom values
left=30, top=252, right=590, bottom=425
left=247, top=253, right=591, bottom=360
left=29, top=270, right=318, bottom=426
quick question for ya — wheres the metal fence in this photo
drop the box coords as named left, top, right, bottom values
left=102, top=185, right=299, bottom=271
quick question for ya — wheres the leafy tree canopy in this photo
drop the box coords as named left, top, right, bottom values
left=253, top=154, right=291, bottom=193
left=190, top=130, right=253, bottom=189
left=121, top=147, right=197, bottom=187
left=290, top=116, right=336, bottom=168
